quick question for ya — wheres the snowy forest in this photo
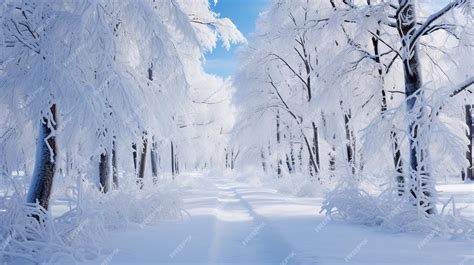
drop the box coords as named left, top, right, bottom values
left=0, top=0, right=473, bottom=264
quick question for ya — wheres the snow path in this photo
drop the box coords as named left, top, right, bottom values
left=82, top=176, right=474, bottom=265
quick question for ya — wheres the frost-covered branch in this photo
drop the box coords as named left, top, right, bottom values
left=450, top=76, right=474, bottom=97
left=271, top=53, right=310, bottom=91
left=410, top=0, right=466, bottom=47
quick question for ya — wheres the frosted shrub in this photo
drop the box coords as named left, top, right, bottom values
left=0, top=176, right=183, bottom=264
left=322, top=178, right=474, bottom=239
left=0, top=198, right=74, bottom=264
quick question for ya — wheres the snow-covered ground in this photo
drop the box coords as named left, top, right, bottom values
left=77, top=175, right=474, bottom=265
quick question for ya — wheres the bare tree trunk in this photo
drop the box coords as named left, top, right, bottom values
left=261, top=149, right=267, bottom=173
left=277, top=160, right=282, bottom=177
left=302, top=134, right=318, bottom=177
left=132, top=142, right=138, bottom=174
left=298, top=145, right=303, bottom=172
left=137, top=132, right=148, bottom=189
left=312, top=122, right=320, bottom=175
left=397, top=0, right=435, bottom=214
left=148, top=63, right=153, bottom=81
left=286, top=153, right=292, bottom=173
left=27, top=104, right=57, bottom=210
left=308, top=159, right=313, bottom=176
left=230, top=148, right=235, bottom=170
left=463, top=105, right=473, bottom=181
left=150, top=136, right=158, bottom=184
left=112, top=139, right=119, bottom=189
left=290, top=134, right=296, bottom=172
left=342, top=105, right=356, bottom=175
left=276, top=111, right=282, bottom=177
left=175, top=150, right=180, bottom=175
left=225, top=148, right=229, bottom=168
left=390, top=131, right=404, bottom=195
left=99, top=151, right=110, bottom=193
left=171, top=140, right=175, bottom=178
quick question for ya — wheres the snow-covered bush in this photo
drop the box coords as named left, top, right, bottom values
left=322, top=177, right=474, bottom=239
left=0, top=174, right=183, bottom=264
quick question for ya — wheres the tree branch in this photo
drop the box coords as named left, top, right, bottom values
left=410, top=0, right=463, bottom=47
left=271, top=53, right=309, bottom=91
left=450, top=76, right=474, bottom=98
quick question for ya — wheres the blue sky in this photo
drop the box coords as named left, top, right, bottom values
left=204, top=0, right=267, bottom=78
left=203, top=0, right=448, bottom=78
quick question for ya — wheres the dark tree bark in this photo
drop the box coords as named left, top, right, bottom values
left=175, top=153, right=180, bottom=175
left=112, top=139, right=119, bottom=189
left=298, top=145, right=303, bottom=171
left=276, top=111, right=282, bottom=177
left=372, top=29, right=388, bottom=113
left=137, top=132, right=148, bottom=189
left=225, top=148, right=229, bottom=168
left=396, top=0, right=435, bottom=214
left=391, top=131, right=404, bottom=195
left=463, top=105, right=474, bottom=181
left=171, top=140, right=175, bottom=177
left=150, top=137, right=158, bottom=184
left=27, top=104, right=57, bottom=210
left=329, top=133, right=337, bottom=175
left=276, top=112, right=280, bottom=142
left=342, top=106, right=356, bottom=175
left=312, top=122, right=320, bottom=175
left=99, top=150, right=110, bottom=193
left=277, top=160, right=282, bottom=177
left=261, top=149, right=267, bottom=173
left=132, top=142, right=138, bottom=174
left=148, top=63, right=153, bottom=81
left=290, top=136, right=296, bottom=172
left=286, top=154, right=292, bottom=173
left=231, top=148, right=235, bottom=170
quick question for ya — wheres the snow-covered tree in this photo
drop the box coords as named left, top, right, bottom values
left=234, top=0, right=474, bottom=226
left=0, top=0, right=244, bottom=207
